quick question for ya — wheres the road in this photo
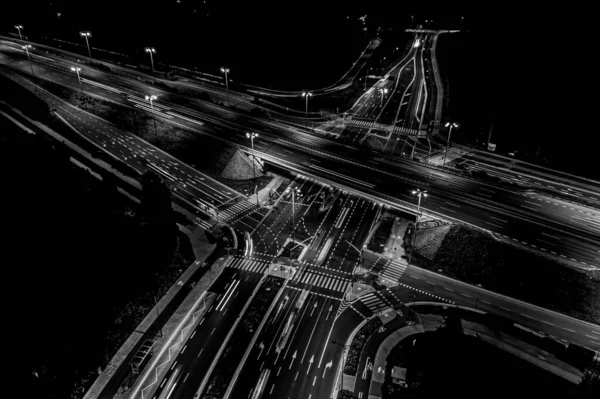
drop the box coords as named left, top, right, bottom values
left=226, top=193, right=380, bottom=399
left=1, top=37, right=598, bottom=270
left=2, top=35, right=600, bottom=399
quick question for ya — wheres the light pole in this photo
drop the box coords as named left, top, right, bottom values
left=80, top=31, right=92, bottom=62
left=220, top=67, right=230, bottom=106
left=246, top=132, right=259, bottom=208
left=22, top=45, right=36, bottom=89
left=331, top=341, right=349, bottom=393
left=71, top=67, right=85, bottom=105
left=411, top=188, right=427, bottom=247
left=285, top=187, right=302, bottom=248
left=145, top=94, right=159, bottom=141
left=302, top=91, right=313, bottom=128
left=145, top=47, right=156, bottom=85
left=443, top=122, right=458, bottom=168
left=15, top=25, right=23, bottom=40
left=379, top=88, right=388, bottom=108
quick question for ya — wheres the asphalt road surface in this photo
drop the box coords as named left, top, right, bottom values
left=1, top=40, right=598, bottom=269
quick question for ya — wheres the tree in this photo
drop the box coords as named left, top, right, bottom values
left=140, top=171, right=178, bottom=271
left=437, top=308, right=463, bottom=337
left=575, top=370, right=600, bottom=397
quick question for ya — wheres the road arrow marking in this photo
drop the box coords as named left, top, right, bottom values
left=307, top=354, right=314, bottom=374
left=326, top=305, right=333, bottom=321
left=289, top=350, right=297, bottom=369
left=257, top=341, right=265, bottom=360
left=322, top=360, right=333, bottom=377
left=310, top=302, right=318, bottom=317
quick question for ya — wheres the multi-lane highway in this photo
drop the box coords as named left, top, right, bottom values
left=2, top=33, right=600, bottom=399
left=1, top=36, right=598, bottom=271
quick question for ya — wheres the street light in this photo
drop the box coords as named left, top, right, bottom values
left=302, top=91, right=313, bottom=128
left=145, top=47, right=156, bottom=85
left=80, top=31, right=92, bottom=62
left=70, top=66, right=85, bottom=97
left=379, top=88, right=388, bottom=108
left=331, top=341, right=349, bottom=393
left=145, top=94, right=159, bottom=141
left=22, top=45, right=36, bottom=89
left=285, top=187, right=302, bottom=249
left=443, top=122, right=458, bottom=168
left=220, top=67, right=230, bottom=106
left=15, top=25, right=23, bottom=40
left=246, top=132, right=259, bottom=208
left=411, top=188, right=427, bottom=248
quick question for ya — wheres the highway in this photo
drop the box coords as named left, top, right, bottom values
left=1, top=37, right=598, bottom=271
left=2, top=34, right=600, bottom=399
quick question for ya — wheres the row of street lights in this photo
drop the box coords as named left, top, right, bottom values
left=14, top=25, right=235, bottom=95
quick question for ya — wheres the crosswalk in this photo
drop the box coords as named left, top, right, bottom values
left=219, top=199, right=256, bottom=222
left=347, top=119, right=420, bottom=136
left=228, top=256, right=351, bottom=297
left=380, top=259, right=408, bottom=282
left=228, top=256, right=270, bottom=274
left=194, top=199, right=256, bottom=229
left=360, top=292, right=394, bottom=314
left=292, top=270, right=351, bottom=295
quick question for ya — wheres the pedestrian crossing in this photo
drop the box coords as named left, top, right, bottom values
left=380, top=259, right=408, bottom=282
left=228, top=256, right=270, bottom=274
left=291, top=269, right=351, bottom=295
left=219, top=199, right=256, bottom=222
left=361, top=292, right=394, bottom=314
left=347, top=119, right=420, bottom=136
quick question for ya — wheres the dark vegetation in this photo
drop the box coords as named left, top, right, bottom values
left=0, top=77, right=193, bottom=399
left=344, top=317, right=382, bottom=375
left=409, top=225, right=600, bottom=324
left=380, top=316, right=583, bottom=399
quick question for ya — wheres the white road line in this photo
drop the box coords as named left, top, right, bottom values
left=542, top=232, right=560, bottom=239
left=563, top=328, right=575, bottom=333
left=439, top=206, right=456, bottom=213
left=520, top=205, right=538, bottom=211
left=520, top=313, right=534, bottom=319
left=444, top=202, right=461, bottom=208
left=490, top=216, right=507, bottom=222
left=585, top=335, right=598, bottom=341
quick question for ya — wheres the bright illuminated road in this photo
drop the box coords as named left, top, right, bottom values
left=1, top=38, right=598, bottom=271
left=3, top=31, right=600, bottom=399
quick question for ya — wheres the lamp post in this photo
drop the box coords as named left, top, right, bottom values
left=22, top=45, right=36, bottom=89
left=220, top=67, right=230, bottom=106
left=411, top=188, right=427, bottom=247
left=145, top=94, right=159, bottom=141
left=285, top=187, right=302, bottom=250
left=80, top=31, right=93, bottom=62
left=145, top=47, right=156, bottom=84
left=70, top=67, right=85, bottom=103
left=331, top=341, right=349, bottom=393
left=246, top=132, right=259, bottom=208
left=379, top=88, right=388, bottom=108
left=443, top=122, right=458, bottom=168
left=15, top=25, right=23, bottom=40
left=302, top=91, right=313, bottom=128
